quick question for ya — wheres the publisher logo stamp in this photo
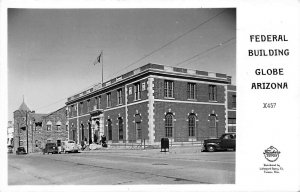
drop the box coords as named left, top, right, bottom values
left=259, top=146, right=283, bottom=174
left=263, top=146, right=280, bottom=162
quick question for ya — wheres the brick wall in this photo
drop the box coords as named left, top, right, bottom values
left=153, top=78, right=226, bottom=103
left=104, top=107, right=126, bottom=143
left=153, top=101, right=226, bottom=142
left=227, top=91, right=236, bottom=109
left=127, top=102, right=149, bottom=142
left=40, top=107, right=68, bottom=148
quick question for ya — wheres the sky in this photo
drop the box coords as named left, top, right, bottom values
left=7, top=8, right=236, bottom=121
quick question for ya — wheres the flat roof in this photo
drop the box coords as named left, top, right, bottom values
left=67, top=63, right=232, bottom=103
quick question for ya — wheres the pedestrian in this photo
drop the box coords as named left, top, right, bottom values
left=41, top=142, right=46, bottom=155
left=81, top=139, right=85, bottom=151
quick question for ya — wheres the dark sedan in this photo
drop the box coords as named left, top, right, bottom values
left=43, top=143, right=59, bottom=154
left=202, top=133, right=236, bottom=152
left=16, top=147, right=27, bottom=155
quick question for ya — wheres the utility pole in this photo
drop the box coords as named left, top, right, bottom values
left=26, top=111, right=29, bottom=153
left=18, top=122, right=20, bottom=147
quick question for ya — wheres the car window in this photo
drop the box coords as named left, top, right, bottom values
left=68, top=141, right=74, bottom=143
left=223, top=135, right=230, bottom=139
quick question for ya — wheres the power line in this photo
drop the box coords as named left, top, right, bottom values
left=34, top=97, right=68, bottom=111
left=31, top=9, right=230, bottom=113
left=176, top=36, right=236, bottom=67
left=69, top=9, right=228, bottom=95
left=114, top=9, right=228, bottom=76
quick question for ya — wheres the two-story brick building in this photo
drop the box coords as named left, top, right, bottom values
left=13, top=101, right=68, bottom=153
left=66, top=63, right=236, bottom=145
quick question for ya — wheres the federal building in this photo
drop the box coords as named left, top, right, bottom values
left=66, top=63, right=236, bottom=145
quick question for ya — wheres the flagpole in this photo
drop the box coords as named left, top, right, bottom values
left=101, top=50, right=103, bottom=85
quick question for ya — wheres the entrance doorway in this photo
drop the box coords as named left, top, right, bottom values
left=88, top=123, right=92, bottom=144
left=107, top=119, right=112, bottom=141
left=72, top=129, right=76, bottom=143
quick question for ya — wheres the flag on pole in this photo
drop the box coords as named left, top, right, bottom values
left=93, top=51, right=102, bottom=65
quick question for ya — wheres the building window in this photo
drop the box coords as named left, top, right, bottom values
left=228, top=118, right=236, bottom=125
left=56, top=121, right=61, bottom=131
left=209, top=85, right=217, bottom=101
left=71, top=105, right=74, bottom=116
left=46, top=121, right=52, bottom=131
left=35, top=140, right=39, bottom=147
left=79, top=102, right=83, bottom=115
left=188, top=114, right=196, bottom=137
left=87, top=99, right=91, bottom=112
left=117, top=89, right=123, bottom=105
left=118, top=117, right=123, bottom=140
left=134, top=83, right=141, bottom=100
left=94, top=96, right=100, bottom=110
left=164, top=80, right=174, bottom=98
left=81, top=124, right=85, bottom=141
left=232, top=95, right=236, bottom=108
left=135, top=114, right=142, bottom=140
left=142, top=82, right=146, bottom=91
left=107, top=119, right=112, bottom=140
left=208, top=115, right=217, bottom=138
left=72, top=128, right=76, bottom=143
left=107, top=93, right=111, bottom=108
left=57, top=140, right=61, bottom=147
left=66, top=124, right=68, bottom=131
left=165, top=113, right=173, bottom=137
left=228, top=126, right=236, bottom=133
left=187, top=83, right=196, bottom=99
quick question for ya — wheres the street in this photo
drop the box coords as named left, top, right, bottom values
left=8, top=147, right=235, bottom=185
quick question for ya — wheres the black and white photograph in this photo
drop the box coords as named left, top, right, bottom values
left=1, top=0, right=300, bottom=192
left=6, top=8, right=236, bottom=185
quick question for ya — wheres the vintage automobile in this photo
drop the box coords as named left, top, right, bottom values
left=61, top=140, right=79, bottom=153
left=16, top=147, right=27, bottom=155
left=43, top=143, right=59, bottom=154
left=8, top=145, right=13, bottom=154
left=202, top=133, right=236, bottom=152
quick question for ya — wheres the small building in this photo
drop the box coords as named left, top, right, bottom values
left=7, top=121, right=14, bottom=146
left=13, top=101, right=68, bottom=153
left=66, top=63, right=236, bottom=145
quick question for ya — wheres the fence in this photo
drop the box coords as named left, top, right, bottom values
left=105, top=136, right=214, bottom=149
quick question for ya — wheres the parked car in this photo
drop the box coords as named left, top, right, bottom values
left=202, top=133, right=236, bottom=152
left=61, top=140, right=79, bottom=153
left=8, top=145, right=13, bottom=154
left=43, top=143, right=59, bottom=154
left=16, top=147, right=27, bottom=155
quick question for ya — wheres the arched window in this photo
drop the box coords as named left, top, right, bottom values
left=165, top=113, right=173, bottom=137
left=56, top=121, right=61, bottom=131
left=118, top=117, right=123, bottom=140
left=188, top=114, right=196, bottom=137
left=81, top=123, right=85, bottom=141
left=107, top=119, right=112, bottom=140
left=135, top=114, right=142, bottom=140
left=46, top=121, right=52, bottom=131
left=71, top=124, right=76, bottom=143
left=208, top=114, right=217, bottom=138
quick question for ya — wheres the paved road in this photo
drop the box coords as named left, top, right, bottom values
left=8, top=147, right=235, bottom=185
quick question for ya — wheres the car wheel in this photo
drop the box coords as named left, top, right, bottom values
left=207, top=145, right=216, bottom=152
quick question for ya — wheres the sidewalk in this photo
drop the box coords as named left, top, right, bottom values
left=80, top=144, right=203, bottom=155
